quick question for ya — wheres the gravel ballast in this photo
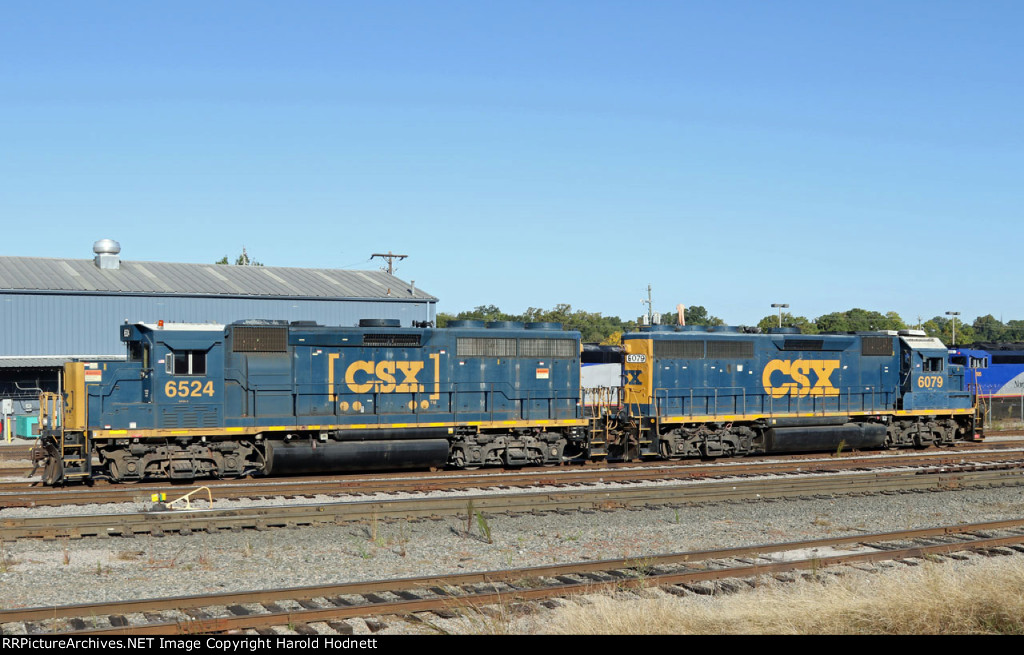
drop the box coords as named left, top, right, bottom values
left=1, top=482, right=1022, bottom=615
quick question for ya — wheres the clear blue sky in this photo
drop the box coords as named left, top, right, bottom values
left=2, top=1, right=1021, bottom=326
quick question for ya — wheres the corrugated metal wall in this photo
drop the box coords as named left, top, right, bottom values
left=0, top=293, right=436, bottom=356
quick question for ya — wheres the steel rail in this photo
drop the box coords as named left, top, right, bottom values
left=3, top=449, right=1024, bottom=508
left=3, top=518, right=1023, bottom=634
left=1, top=466, right=1022, bottom=542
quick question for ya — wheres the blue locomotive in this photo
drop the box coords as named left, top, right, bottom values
left=588, top=326, right=981, bottom=460
left=37, top=319, right=588, bottom=485
left=36, top=319, right=983, bottom=485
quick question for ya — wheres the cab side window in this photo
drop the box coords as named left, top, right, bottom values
left=166, top=350, right=207, bottom=376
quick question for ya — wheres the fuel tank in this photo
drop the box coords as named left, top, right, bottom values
left=764, top=423, right=886, bottom=453
left=263, top=438, right=450, bottom=475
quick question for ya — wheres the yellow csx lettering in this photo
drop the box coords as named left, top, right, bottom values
left=344, top=360, right=425, bottom=394
left=762, top=359, right=841, bottom=398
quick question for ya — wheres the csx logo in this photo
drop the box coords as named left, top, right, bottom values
left=345, top=360, right=425, bottom=393
left=762, top=359, right=840, bottom=398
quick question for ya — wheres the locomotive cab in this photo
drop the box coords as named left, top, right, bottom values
left=897, top=330, right=972, bottom=413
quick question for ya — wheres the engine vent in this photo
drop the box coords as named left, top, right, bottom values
left=706, top=340, right=754, bottom=359
left=233, top=326, right=288, bottom=352
left=783, top=339, right=824, bottom=351
left=654, top=340, right=705, bottom=359
left=861, top=336, right=893, bottom=356
left=362, top=333, right=422, bottom=347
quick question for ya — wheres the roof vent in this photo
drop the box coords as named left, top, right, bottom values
left=93, top=239, right=121, bottom=270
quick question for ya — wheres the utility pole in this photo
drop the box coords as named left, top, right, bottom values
left=641, top=285, right=655, bottom=325
left=371, top=251, right=408, bottom=275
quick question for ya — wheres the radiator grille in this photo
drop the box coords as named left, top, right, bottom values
left=518, top=338, right=576, bottom=358
left=457, top=338, right=517, bottom=357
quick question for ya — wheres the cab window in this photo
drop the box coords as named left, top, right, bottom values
left=166, top=350, right=207, bottom=376
left=923, top=357, right=944, bottom=372
left=128, top=342, right=151, bottom=368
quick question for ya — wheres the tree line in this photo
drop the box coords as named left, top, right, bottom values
left=438, top=304, right=1024, bottom=346
left=211, top=252, right=1021, bottom=346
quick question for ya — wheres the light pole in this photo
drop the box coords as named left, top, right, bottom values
left=771, top=303, right=789, bottom=328
left=946, top=311, right=961, bottom=345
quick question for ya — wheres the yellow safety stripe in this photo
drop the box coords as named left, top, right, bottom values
left=654, top=408, right=975, bottom=424
left=91, top=418, right=588, bottom=440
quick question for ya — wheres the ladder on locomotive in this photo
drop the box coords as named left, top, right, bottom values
left=39, top=392, right=91, bottom=481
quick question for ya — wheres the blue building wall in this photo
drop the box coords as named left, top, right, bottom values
left=0, top=292, right=436, bottom=357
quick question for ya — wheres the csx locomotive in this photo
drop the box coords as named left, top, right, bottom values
left=595, top=326, right=980, bottom=460
left=35, top=319, right=981, bottom=485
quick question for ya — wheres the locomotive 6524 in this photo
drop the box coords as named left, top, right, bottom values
left=37, top=319, right=588, bottom=485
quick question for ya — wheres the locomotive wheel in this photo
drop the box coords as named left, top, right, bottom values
left=108, top=459, right=142, bottom=484
left=450, top=448, right=480, bottom=470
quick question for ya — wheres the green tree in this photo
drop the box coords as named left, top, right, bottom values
left=601, top=331, right=623, bottom=346
left=757, top=313, right=818, bottom=333
left=436, top=305, right=513, bottom=327
left=216, top=247, right=263, bottom=266
left=1006, top=320, right=1024, bottom=341
left=815, top=308, right=906, bottom=333
left=670, top=305, right=724, bottom=327
left=972, top=315, right=1003, bottom=341
left=437, top=304, right=635, bottom=343
left=923, top=316, right=975, bottom=346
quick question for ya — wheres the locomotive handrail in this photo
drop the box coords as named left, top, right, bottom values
left=651, top=385, right=901, bottom=421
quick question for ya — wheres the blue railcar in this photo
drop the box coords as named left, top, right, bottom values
left=592, top=326, right=979, bottom=460
left=948, top=344, right=1024, bottom=424
left=37, top=319, right=587, bottom=484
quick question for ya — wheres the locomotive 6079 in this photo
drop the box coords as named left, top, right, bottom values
left=37, top=319, right=588, bottom=485
left=589, top=326, right=980, bottom=461
left=36, top=320, right=982, bottom=485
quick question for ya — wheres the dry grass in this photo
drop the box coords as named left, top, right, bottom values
left=472, top=557, right=1024, bottom=635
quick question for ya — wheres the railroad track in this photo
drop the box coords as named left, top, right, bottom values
left=3, top=517, right=1023, bottom=635
left=2, top=446, right=1024, bottom=508
left=2, top=464, right=1022, bottom=542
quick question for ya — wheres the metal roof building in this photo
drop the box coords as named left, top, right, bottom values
left=0, top=241, right=437, bottom=424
